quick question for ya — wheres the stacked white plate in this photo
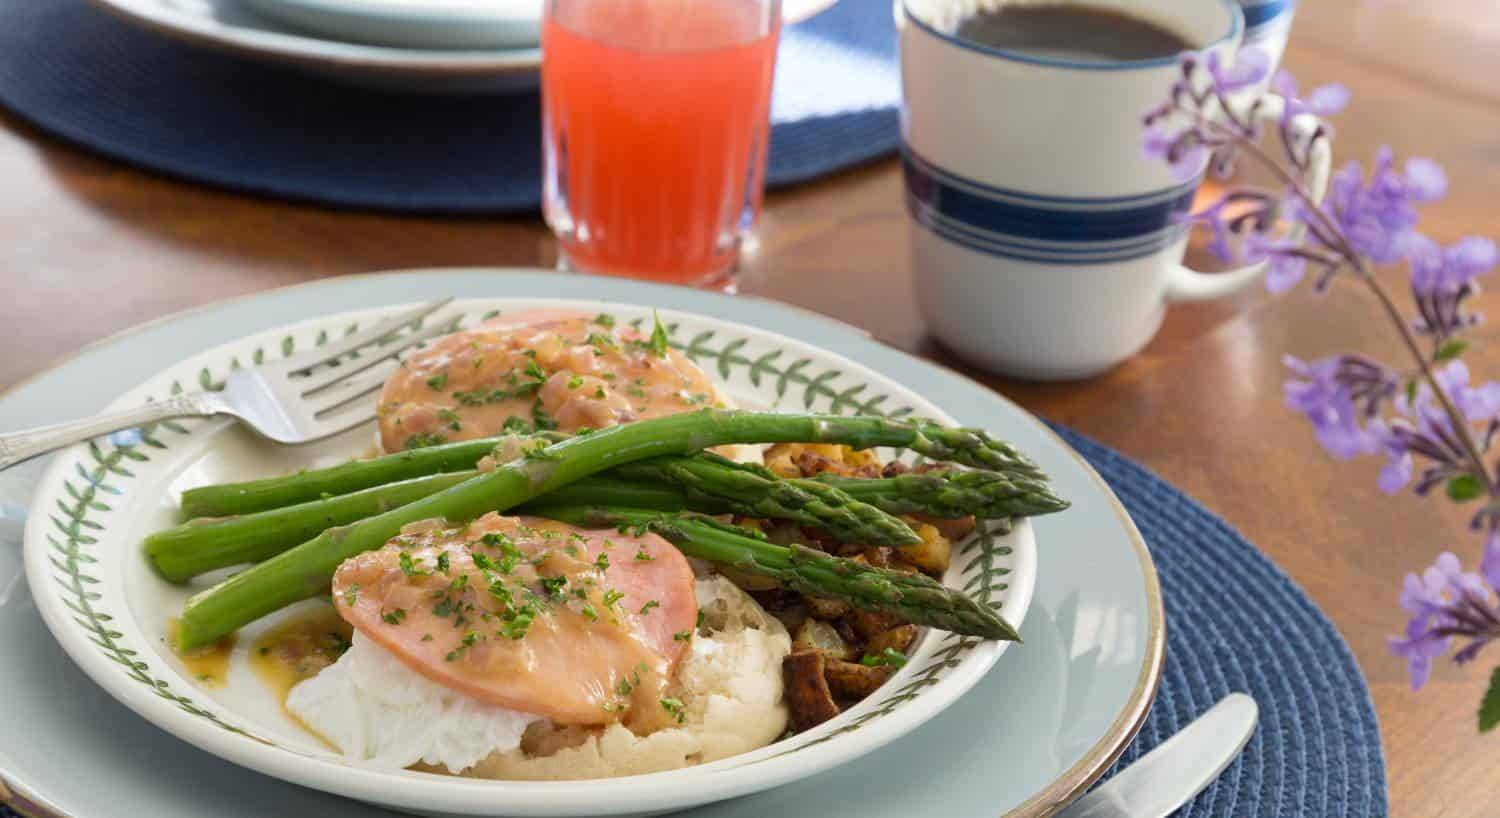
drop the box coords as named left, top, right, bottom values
left=85, top=0, right=838, bottom=92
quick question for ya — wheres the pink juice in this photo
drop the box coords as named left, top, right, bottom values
left=542, top=0, right=780, bottom=283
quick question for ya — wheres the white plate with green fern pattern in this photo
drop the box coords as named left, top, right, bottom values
left=21, top=296, right=1038, bottom=817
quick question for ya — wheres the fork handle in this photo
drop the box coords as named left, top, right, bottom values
left=0, top=394, right=223, bottom=472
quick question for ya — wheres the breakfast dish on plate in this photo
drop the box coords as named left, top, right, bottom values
left=136, top=307, right=1069, bottom=782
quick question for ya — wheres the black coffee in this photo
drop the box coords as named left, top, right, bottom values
left=955, top=5, right=1196, bottom=62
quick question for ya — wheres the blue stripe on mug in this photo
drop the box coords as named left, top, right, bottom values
left=1240, top=0, right=1294, bottom=30
left=910, top=192, right=1187, bottom=255
left=902, top=148, right=1198, bottom=264
left=909, top=195, right=1190, bottom=265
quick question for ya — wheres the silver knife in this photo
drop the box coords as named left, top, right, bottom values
left=1057, top=693, right=1259, bottom=818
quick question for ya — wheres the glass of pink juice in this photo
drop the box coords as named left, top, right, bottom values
left=541, top=0, right=781, bottom=288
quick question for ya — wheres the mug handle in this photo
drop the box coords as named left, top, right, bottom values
left=1165, top=94, right=1333, bottom=302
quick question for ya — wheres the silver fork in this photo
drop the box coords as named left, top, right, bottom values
left=0, top=299, right=458, bottom=472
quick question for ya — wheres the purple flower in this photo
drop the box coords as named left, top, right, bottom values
left=1390, top=551, right=1500, bottom=689
left=1410, top=235, right=1497, bottom=296
left=1207, top=47, right=1270, bottom=95
left=1143, top=124, right=1206, bottom=183
left=1409, top=235, right=1495, bottom=340
left=1372, top=421, right=1414, bottom=494
left=1389, top=618, right=1451, bottom=689
left=1143, top=52, right=1500, bottom=716
left=1180, top=196, right=1235, bottom=262
left=1271, top=70, right=1351, bottom=119
left=1372, top=361, right=1500, bottom=498
left=1266, top=252, right=1308, bottom=293
left=1412, top=361, right=1500, bottom=424
left=1483, top=530, right=1500, bottom=596
left=1247, top=232, right=1310, bottom=293
left=1283, top=355, right=1378, bottom=458
left=1324, top=147, right=1445, bottom=265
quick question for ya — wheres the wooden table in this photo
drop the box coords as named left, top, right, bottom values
left=2, top=2, right=1496, bottom=813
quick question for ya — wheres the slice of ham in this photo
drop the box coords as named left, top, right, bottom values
left=376, top=309, right=727, bottom=452
left=332, top=513, right=697, bottom=727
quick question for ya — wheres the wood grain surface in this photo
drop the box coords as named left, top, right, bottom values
left=2, top=3, right=1497, bottom=814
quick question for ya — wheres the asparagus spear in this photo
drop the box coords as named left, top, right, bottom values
left=176, top=410, right=1037, bottom=648
left=151, top=457, right=1064, bottom=583
left=813, top=469, right=1070, bottom=519
left=146, top=472, right=477, bottom=583
left=178, top=416, right=1045, bottom=518
left=608, top=453, right=921, bottom=546
left=148, top=474, right=692, bottom=582
left=532, top=506, right=1020, bottom=641
left=177, top=432, right=566, bottom=517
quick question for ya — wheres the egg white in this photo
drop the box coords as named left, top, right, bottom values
left=286, top=629, right=537, bottom=772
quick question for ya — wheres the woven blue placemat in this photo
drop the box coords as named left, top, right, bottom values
left=0, top=423, right=1386, bottom=818
left=0, top=0, right=899, bottom=214
left=1055, top=426, right=1387, bottom=817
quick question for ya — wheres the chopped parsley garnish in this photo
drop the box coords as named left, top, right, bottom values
left=660, top=697, right=686, bottom=723
left=673, top=630, right=692, bottom=642
left=648, top=312, right=670, bottom=357
left=640, top=599, right=660, bottom=615
left=696, top=610, right=706, bottom=628
left=398, top=551, right=427, bottom=577
left=341, top=584, right=359, bottom=606
left=421, top=633, right=433, bottom=642
left=540, top=575, right=569, bottom=598
left=594, top=552, right=611, bottom=571
left=593, top=313, right=616, bottom=329
left=524, top=360, right=547, bottom=381
left=445, top=631, right=481, bottom=662
left=405, top=432, right=448, bottom=449
left=426, top=372, right=448, bottom=390
left=602, top=589, right=625, bottom=609
left=615, top=677, right=634, bottom=696
left=436, top=552, right=451, bottom=574
left=381, top=608, right=407, bottom=625
left=478, top=532, right=524, bottom=573
left=594, top=387, right=607, bottom=399
left=634, top=546, right=654, bottom=562
left=566, top=375, right=584, bottom=390
left=531, top=398, right=557, bottom=431
left=500, top=603, right=537, bottom=640
left=626, top=380, right=647, bottom=399
left=860, top=648, right=909, bottom=668
left=452, top=370, right=544, bottom=407
left=433, top=597, right=456, bottom=618
left=487, top=582, right=513, bottom=606
left=580, top=604, right=599, bottom=622
left=436, top=408, right=462, bottom=431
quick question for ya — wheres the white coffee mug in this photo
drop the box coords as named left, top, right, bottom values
left=899, top=0, right=1330, bottom=380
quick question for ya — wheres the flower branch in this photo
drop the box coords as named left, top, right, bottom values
left=1143, top=48, right=1500, bottom=727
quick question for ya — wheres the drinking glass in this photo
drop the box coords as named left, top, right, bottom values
left=541, top=0, right=782, bottom=288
